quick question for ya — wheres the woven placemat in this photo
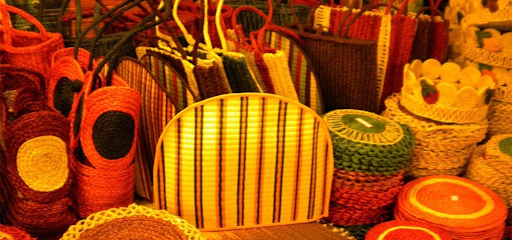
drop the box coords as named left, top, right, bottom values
left=202, top=222, right=356, bottom=240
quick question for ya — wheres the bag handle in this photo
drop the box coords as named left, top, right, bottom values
left=91, top=2, right=172, bottom=89
left=0, top=3, right=48, bottom=46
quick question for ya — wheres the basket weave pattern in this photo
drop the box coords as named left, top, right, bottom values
left=382, top=94, right=488, bottom=178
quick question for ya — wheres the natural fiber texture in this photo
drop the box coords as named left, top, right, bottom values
left=395, top=175, right=508, bottom=240
left=376, top=14, right=391, bottom=108
left=429, top=17, right=449, bottom=62
left=400, top=87, right=490, bottom=124
left=329, top=203, right=393, bottom=226
left=202, top=221, right=356, bottom=240
left=466, top=145, right=512, bottom=207
left=61, top=204, right=205, bottom=240
left=264, top=30, right=324, bottom=115
left=262, top=50, right=300, bottom=101
left=323, top=109, right=414, bottom=175
left=0, top=3, right=65, bottom=84
left=220, top=51, right=261, bottom=93
left=287, top=24, right=378, bottom=112
left=487, top=99, right=512, bottom=139
left=193, top=54, right=233, bottom=100
left=2, top=110, right=77, bottom=239
left=51, top=47, right=96, bottom=73
left=4, top=110, right=71, bottom=202
left=48, top=57, right=85, bottom=117
left=116, top=57, right=178, bottom=201
left=0, top=225, right=35, bottom=240
left=382, top=93, right=488, bottom=178
left=71, top=72, right=140, bottom=218
left=138, top=49, right=199, bottom=111
left=460, top=6, right=512, bottom=29
left=462, top=44, right=512, bottom=68
left=410, top=15, right=432, bottom=61
left=493, top=86, right=512, bottom=103
left=154, top=93, right=334, bottom=231
left=365, top=220, right=452, bottom=240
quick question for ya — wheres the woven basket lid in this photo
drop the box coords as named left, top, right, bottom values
left=485, top=134, right=512, bottom=160
left=323, top=109, right=414, bottom=174
left=60, top=204, right=205, bottom=240
left=0, top=225, right=35, bottom=240
left=395, top=175, right=507, bottom=235
left=365, top=220, right=452, bottom=240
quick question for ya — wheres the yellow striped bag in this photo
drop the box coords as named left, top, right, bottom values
left=153, top=93, right=334, bottom=230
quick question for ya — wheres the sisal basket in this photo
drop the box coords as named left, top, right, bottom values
left=0, top=225, right=35, bottom=240
left=60, top=204, right=205, bottom=240
left=323, top=109, right=414, bottom=175
left=382, top=93, right=488, bottom=178
left=365, top=220, right=452, bottom=240
left=487, top=86, right=512, bottom=139
left=48, top=56, right=85, bottom=117
left=153, top=93, right=334, bottom=231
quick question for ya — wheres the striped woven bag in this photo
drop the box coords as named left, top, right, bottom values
left=116, top=57, right=178, bottom=201
left=153, top=93, right=334, bottom=230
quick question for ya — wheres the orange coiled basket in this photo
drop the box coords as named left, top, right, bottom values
left=395, top=175, right=507, bottom=240
left=365, top=220, right=452, bottom=240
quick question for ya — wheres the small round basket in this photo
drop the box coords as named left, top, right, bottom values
left=365, top=220, right=452, bottom=240
left=60, top=204, right=205, bottom=240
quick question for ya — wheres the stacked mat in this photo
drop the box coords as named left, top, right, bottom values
left=365, top=220, right=452, bottom=240
left=395, top=175, right=508, bottom=240
left=466, top=134, right=512, bottom=207
left=323, top=109, right=414, bottom=228
left=382, top=94, right=488, bottom=178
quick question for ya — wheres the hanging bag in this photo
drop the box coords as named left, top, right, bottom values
left=286, top=1, right=379, bottom=112
left=0, top=3, right=64, bottom=84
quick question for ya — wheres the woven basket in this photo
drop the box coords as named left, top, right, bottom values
left=323, top=109, right=414, bottom=175
left=154, top=93, right=334, bottom=231
left=116, top=57, right=178, bottom=201
left=48, top=56, right=85, bottom=117
left=365, top=220, right=452, bottom=240
left=462, top=44, right=512, bottom=69
left=466, top=145, right=512, bottom=207
left=51, top=47, right=97, bottom=73
left=61, top=204, right=205, bottom=240
left=0, top=3, right=65, bottom=84
left=460, top=6, right=512, bottom=30
left=487, top=87, right=512, bottom=138
left=395, top=175, right=508, bottom=240
left=382, top=93, right=488, bottom=178
left=400, top=89, right=490, bottom=124
left=0, top=225, right=35, bottom=240
left=329, top=203, right=392, bottom=226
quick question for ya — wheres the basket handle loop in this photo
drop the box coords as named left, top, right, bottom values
left=0, top=3, right=48, bottom=46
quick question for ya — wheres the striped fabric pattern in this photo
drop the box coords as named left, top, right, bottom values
left=153, top=93, right=334, bottom=231
left=116, top=58, right=177, bottom=201
left=139, top=53, right=196, bottom=112
left=264, top=31, right=324, bottom=115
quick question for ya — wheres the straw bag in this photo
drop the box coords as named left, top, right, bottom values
left=61, top=204, right=205, bottom=240
left=0, top=3, right=65, bottom=84
left=115, top=57, right=179, bottom=201
left=153, top=93, right=334, bottom=230
left=286, top=1, right=378, bottom=112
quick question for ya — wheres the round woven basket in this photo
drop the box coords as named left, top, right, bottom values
left=61, top=204, right=205, bottom=240
left=487, top=99, right=512, bottom=139
left=382, top=94, right=488, bottom=178
left=400, top=89, right=489, bottom=124
left=323, top=109, right=414, bottom=175
left=365, top=220, right=452, bottom=240
left=466, top=145, right=512, bottom=207
left=0, top=225, right=35, bottom=240
left=395, top=175, right=508, bottom=240
left=48, top=56, right=85, bottom=117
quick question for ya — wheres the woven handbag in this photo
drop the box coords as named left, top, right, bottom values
left=153, top=93, right=334, bottom=230
left=286, top=1, right=378, bottom=112
left=410, top=2, right=449, bottom=62
left=116, top=57, right=179, bottom=201
left=0, top=3, right=65, bottom=84
left=395, top=175, right=508, bottom=240
left=47, top=56, right=85, bottom=117
left=61, top=204, right=205, bottom=240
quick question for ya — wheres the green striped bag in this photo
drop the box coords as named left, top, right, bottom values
left=138, top=51, right=198, bottom=112
left=153, top=93, right=334, bottom=230
left=264, top=30, right=324, bottom=115
left=116, top=57, right=177, bottom=201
